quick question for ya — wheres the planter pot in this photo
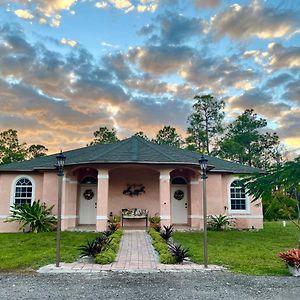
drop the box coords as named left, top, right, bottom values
left=288, top=265, right=300, bottom=277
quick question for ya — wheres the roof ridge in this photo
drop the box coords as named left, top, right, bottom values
left=137, top=137, right=179, bottom=162
left=87, top=138, right=131, bottom=161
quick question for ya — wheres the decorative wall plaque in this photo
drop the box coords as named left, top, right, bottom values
left=123, top=184, right=145, bottom=197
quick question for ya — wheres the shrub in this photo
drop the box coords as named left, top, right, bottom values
left=95, top=248, right=116, bottom=264
left=168, top=243, right=189, bottom=263
left=94, top=230, right=123, bottom=264
left=160, top=225, right=174, bottom=241
left=5, top=200, right=57, bottom=233
left=148, top=228, right=177, bottom=264
left=208, top=214, right=235, bottom=231
left=78, top=234, right=110, bottom=258
left=149, top=215, right=161, bottom=224
left=278, top=249, right=300, bottom=268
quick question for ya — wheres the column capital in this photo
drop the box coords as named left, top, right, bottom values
left=159, top=174, right=170, bottom=180
left=97, top=169, right=109, bottom=180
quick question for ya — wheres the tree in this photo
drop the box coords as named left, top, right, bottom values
left=89, top=127, right=119, bottom=146
left=0, top=129, right=49, bottom=164
left=217, top=109, right=280, bottom=168
left=241, top=156, right=300, bottom=248
left=27, top=145, right=48, bottom=159
left=133, top=132, right=149, bottom=140
left=153, top=126, right=183, bottom=148
left=186, top=94, right=225, bottom=154
left=0, top=129, right=27, bottom=164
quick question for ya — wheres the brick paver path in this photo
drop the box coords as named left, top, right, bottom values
left=37, top=230, right=225, bottom=273
left=112, top=230, right=157, bottom=270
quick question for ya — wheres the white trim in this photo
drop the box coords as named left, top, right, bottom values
left=159, top=175, right=170, bottom=180
left=97, top=174, right=109, bottom=180
left=229, top=215, right=263, bottom=219
left=227, top=177, right=250, bottom=215
left=96, top=215, right=108, bottom=220
left=190, top=180, right=200, bottom=185
left=63, top=177, right=78, bottom=184
left=188, top=215, right=203, bottom=219
left=10, top=175, right=36, bottom=206
left=160, top=215, right=171, bottom=220
left=61, top=215, right=79, bottom=220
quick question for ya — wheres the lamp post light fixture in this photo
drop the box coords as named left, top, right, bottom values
left=199, top=155, right=208, bottom=268
left=55, top=150, right=66, bottom=268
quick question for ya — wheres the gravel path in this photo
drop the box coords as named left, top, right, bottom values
left=0, top=271, right=300, bottom=300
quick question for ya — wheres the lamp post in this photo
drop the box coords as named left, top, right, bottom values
left=55, top=150, right=66, bottom=267
left=199, top=155, right=208, bottom=268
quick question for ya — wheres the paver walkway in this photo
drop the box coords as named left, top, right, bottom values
left=38, top=230, right=225, bottom=273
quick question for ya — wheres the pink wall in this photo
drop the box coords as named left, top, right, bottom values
left=108, top=166, right=159, bottom=227
left=0, top=172, right=44, bottom=232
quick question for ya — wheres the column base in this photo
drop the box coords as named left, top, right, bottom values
left=96, top=220, right=107, bottom=232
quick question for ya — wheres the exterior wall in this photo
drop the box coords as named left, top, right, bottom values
left=222, top=174, right=263, bottom=229
left=0, top=165, right=264, bottom=232
left=108, top=167, right=160, bottom=227
left=0, top=172, right=44, bottom=232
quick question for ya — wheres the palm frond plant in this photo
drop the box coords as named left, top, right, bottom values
left=79, top=234, right=111, bottom=258
left=5, top=200, right=57, bottom=233
left=168, top=243, right=189, bottom=263
left=208, top=214, right=235, bottom=231
left=160, top=225, right=174, bottom=241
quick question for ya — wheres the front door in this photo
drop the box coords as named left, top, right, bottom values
left=79, top=186, right=97, bottom=224
left=171, top=185, right=188, bottom=224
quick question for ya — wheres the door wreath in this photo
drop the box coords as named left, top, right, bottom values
left=83, top=189, right=94, bottom=200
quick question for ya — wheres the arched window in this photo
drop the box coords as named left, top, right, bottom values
left=171, top=176, right=187, bottom=185
left=14, top=177, right=33, bottom=205
left=80, top=176, right=97, bottom=184
left=230, top=180, right=247, bottom=211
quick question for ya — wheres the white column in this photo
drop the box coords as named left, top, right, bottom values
left=96, top=169, right=109, bottom=232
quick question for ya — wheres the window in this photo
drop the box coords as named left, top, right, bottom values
left=171, top=177, right=187, bottom=185
left=230, top=180, right=247, bottom=211
left=81, top=176, right=97, bottom=184
left=14, top=177, right=33, bottom=205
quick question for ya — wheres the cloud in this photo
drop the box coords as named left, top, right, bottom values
left=94, top=0, right=159, bottom=13
left=14, top=9, right=34, bottom=20
left=60, top=38, right=77, bottom=48
left=267, top=43, right=300, bottom=70
left=194, top=0, right=220, bottom=8
left=229, top=88, right=291, bottom=118
left=282, top=79, right=300, bottom=104
left=156, top=11, right=203, bottom=45
left=210, top=0, right=300, bottom=40
left=264, top=73, right=293, bottom=90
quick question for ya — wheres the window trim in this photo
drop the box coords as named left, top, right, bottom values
left=10, top=175, right=35, bottom=206
left=228, top=177, right=250, bottom=214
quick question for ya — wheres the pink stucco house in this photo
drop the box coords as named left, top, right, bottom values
left=0, top=136, right=263, bottom=232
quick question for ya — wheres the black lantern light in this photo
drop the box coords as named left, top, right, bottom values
left=56, top=150, right=66, bottom=177
left=199, top=155, right=208, bottom=179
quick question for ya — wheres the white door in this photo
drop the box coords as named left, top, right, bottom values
left=79, top=186, right=97, bottom=225
left=171, top=185, right=188, bottom=224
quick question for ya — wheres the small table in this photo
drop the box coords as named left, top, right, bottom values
left=121, top=214, right=148, bottom=227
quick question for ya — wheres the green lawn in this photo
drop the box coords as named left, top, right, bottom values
left=0, top=231, right=98, bottom=271
left=173, top=221, right=298, bottom=276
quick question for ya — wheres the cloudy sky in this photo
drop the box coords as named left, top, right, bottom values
left=0, top=0, right=299, bottom=154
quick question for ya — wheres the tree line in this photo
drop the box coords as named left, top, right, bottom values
left=89, top=95, right=282, bottom=169
left=0, top=94, right=283, bottom=168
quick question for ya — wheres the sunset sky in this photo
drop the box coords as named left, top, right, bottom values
left=0, top=0, right=299, bottom=155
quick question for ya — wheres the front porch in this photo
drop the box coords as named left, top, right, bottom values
left=60, top=165, right=203, bottom=232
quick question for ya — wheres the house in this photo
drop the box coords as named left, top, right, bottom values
left=0, top=136, right=263, bottom=232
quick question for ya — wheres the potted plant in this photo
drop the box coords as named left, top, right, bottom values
left=149, top=214, right=161, bottom=232
left=278, top=248, right=300, bottom=276
left=108, top=215, right=121, bottom=229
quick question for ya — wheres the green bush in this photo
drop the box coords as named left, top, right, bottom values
left=95, top=248, right=116, bottom=264
left=5, top=200, right=57, bottom=233
left=148, top=228, right=176, bottom=264
left=94, top=229, right=122, bottom=264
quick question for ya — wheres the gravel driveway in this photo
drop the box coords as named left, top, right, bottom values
left=0, top=271, right=299, bottom=300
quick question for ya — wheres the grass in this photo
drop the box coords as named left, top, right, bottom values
left=0, top=231, right=98, bottom=271
left=173, top=221, right=299, bottom=276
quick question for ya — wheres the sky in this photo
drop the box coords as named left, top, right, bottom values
left=0, top=0, right=300, bottom=155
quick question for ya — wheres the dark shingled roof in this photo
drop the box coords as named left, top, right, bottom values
left=0, top=136, right=260, bottom=174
